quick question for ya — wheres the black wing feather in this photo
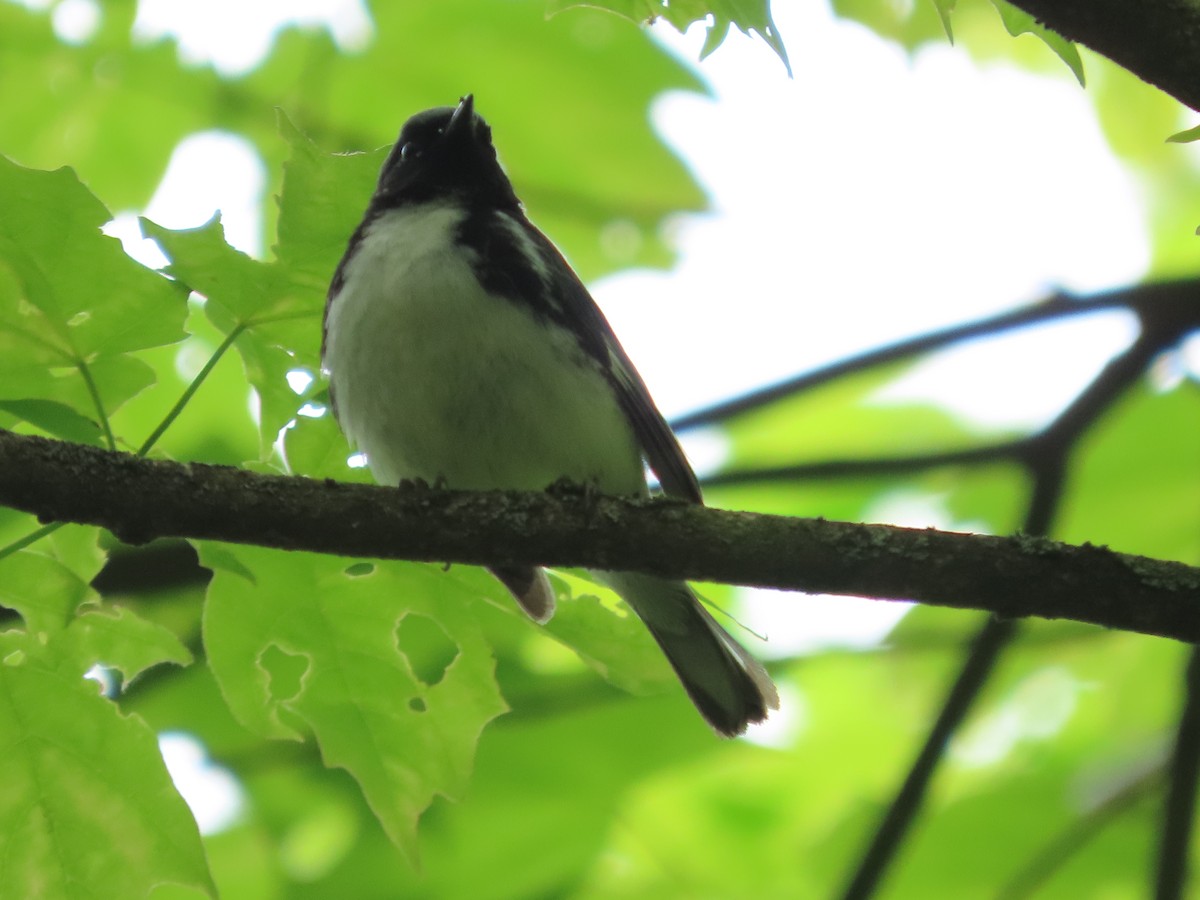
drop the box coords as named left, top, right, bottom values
left=512, top=215, right=703, bottom=504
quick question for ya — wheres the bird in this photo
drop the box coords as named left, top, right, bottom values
left=322, top=94, right=778, bottom=736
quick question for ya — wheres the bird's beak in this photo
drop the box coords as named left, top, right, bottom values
left=445, top=94, right=475, bottom=140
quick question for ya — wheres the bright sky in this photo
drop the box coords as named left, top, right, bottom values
left=39, top=0, right=1161, bottom=808
left=603, top=4, right=1147, bottom=422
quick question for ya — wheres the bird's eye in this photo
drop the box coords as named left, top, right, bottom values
left=399, top=142, right=422, bottom=162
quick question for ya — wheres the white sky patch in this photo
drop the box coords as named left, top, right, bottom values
left=286, top=368, right=316, bottom=394
left=104, top=130, right=266, bottom=269
left=83, top=663, right=117, bottom=697
left=133, top=0, right=372, bottom=76
left=740, top=589, right=913, bottom=658
left=1183, top=330, right=1200, bottom=380
left=675, top=426, right=729, bottom=478
left=1151, top=328, right=1200, bottom=391
left=51, top=0, right=99, bottom=44
left=741, top=681, right=807, bottom=748
left=872, top=309, right=1142, bottom=431
left=158, top=731, right=244, bottom=834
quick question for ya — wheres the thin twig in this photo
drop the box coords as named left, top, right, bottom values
left=997, top=766, right=1162, bottom=899
left=672, top=279, right=1197, bottom=433
left=703, top=441, right=1025, bottom=487
left=839, top=616, right=1021, bottom=900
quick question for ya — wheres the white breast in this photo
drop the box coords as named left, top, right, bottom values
left=323, top=203, right=645, bottom=495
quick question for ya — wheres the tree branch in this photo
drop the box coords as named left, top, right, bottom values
left=1006, top=0, right=1200, bottom=114
left=999, top=764, right=1161, bottom=899
left=837, top=447, right=1067, bottom=898
left=672, top=280, right=1199, bottom=432
left=840, top=617, right=1019, bottom=900
left=1, top=430, right=1198, bottom=642
left=1156, top=646, right=1200, bottom=899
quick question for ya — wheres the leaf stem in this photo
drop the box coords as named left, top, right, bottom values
left=77, top=359, right=116, bottom=451
left=0, top=521, right=64, bottom=563
left=137, top=324, right=244, bottom=457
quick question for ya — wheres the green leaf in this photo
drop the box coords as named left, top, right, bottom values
left=990, top=0, right=1084, bottom=85
left=274, top=112, right=381, bottom=296
left=701, top=362, right=1008, bottom=523
left=140, top=216, right=288, bottom=327
left=0, top=155, right=187, bottom=428
left=0, top=157, right=187, bottom=358
left=140, top=216, right=315, bottom=452
left=931, top=0, right=956, bottom=41
left=0, top=551, right=91, bottom=638
left=540, top=571, right=677, bottom=695
left=107, top=301, right=261, bottom=466
left=200, top=544, right=508, bottom=860
left=0, top=548, right=211, bottom=897
left=0, top=399, right=105, bottom=445
left=281, top=411, right=372, bottom=483
left=0, top=549, right=193, bottom=685
left=1, top=1, right=707, bottom=281
left=1166, top=123, right=1200, bottom=144
left=0, top=659, right=214, bottom=899
left=415, top=686, right=727, bottom=897
left=828, top=0, right=949, bottom=49
left=64, top=606, right=193, bottom=684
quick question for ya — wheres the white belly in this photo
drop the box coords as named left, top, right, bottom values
left=323, top=204, right=645, bottom=495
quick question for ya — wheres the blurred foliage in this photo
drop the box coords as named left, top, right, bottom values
left=0, top=0, right=1199, bottom=898
left=552, top=0, right=791, bottom=74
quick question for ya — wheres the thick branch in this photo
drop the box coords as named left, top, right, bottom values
left=1, top=429, right=1198, bottom=642
left=1007, top=0, right=1200, bottom=113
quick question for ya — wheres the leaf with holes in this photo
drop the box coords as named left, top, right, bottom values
left=200, top=543, right=508, bottom=860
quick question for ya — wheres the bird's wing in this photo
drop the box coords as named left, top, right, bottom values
left=520, top=220, right=703, bottom=504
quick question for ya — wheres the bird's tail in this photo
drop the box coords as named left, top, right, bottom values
left=489, top=565, right=555, bottom=623
left=600, top=571, right=779, bottom=736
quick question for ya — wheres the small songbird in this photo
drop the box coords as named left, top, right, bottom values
left=322, top=95, right=777, bottom=735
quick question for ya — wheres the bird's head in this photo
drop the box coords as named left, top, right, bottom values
left=372, top=95, right=520, bottom=211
